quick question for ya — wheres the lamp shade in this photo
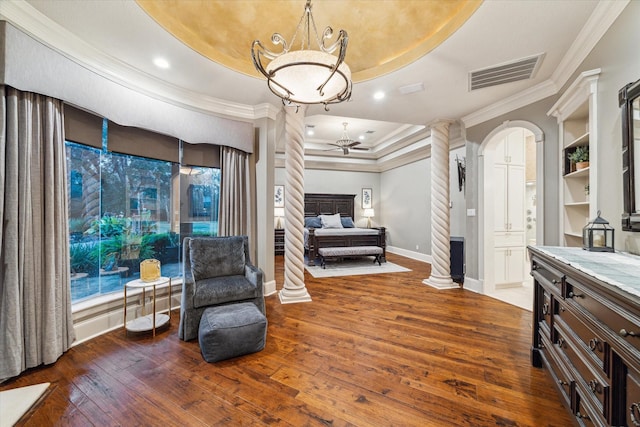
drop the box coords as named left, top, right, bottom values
left=363, top=208, right=375, bottom=218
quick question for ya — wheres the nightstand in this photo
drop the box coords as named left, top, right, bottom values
left=274, top=229, right=285, bottom=255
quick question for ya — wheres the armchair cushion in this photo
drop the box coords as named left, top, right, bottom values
left=193, top=275, right=259, bottom=308
left=189, top=237, right=245, bottom=280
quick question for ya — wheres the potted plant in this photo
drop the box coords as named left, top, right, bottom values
left=568, top=146, right=589, bottom=170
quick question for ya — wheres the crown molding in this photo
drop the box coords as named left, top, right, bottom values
left=462, top=80, right=558, bottom=128
left=462, top=1, right=627, bottom=129
left=0, top=0, right=271, bottom=123
left=547, top=68, right=600, bottom=122
left=550, top=0, right=629, bottom=87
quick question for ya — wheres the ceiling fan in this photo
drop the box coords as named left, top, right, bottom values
left=325, top=122, right=370, bottom=155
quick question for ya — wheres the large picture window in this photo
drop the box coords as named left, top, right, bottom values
left=66, top=141, right=220, bottom=303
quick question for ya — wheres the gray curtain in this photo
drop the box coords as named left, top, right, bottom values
left=218, top=146, right=250, bottom=237
left=0, top=86, right=75, bottom=382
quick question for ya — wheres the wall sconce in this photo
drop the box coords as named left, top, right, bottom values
left=363, top=208, right=375, bottom=228
left=274, top=207, right=285, bottom=229
left=582, top=211, right=614, bottom=252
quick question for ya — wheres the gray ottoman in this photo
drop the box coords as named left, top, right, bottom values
left=198, top=302, right=267, bottom=363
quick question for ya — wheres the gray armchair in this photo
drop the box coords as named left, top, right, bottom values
left=179, top=236, right=265, bottom=341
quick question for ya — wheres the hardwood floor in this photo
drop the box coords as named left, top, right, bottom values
left=1, top=253, right=573, bottom=426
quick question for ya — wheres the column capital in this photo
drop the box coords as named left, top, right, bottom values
left=428, top=118, right=455, bottom=130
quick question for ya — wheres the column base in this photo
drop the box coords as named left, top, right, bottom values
left=423, top=275, right=459, bottom=290
left=279, top=288, right=312, bottom=304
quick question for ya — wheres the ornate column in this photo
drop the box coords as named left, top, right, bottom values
left=280, top=105, right=312, bottom=304
left=423, top=120, right=458, bottom=290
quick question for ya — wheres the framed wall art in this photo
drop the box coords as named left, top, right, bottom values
left=362, top=188, right=372, bottom=209
left=274, top=185, right=285, bottom=208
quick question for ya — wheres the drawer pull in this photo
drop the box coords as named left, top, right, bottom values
left=559, top=306, right=566, bottom=312
left=576, top=411, right=590, bottom=420
left=588, top=338, right=601, bottom=352
left=631, top=403, right=640, bottom=426
left=552, top=279, right=559, bottom=284
left=557, top=337, right=565, bottom=348
left=542, top=303, right=549, bottom=315
left=620, top=329, right=639, bottom=338
left=532, top=264, right=539, bottom=271
left=588, top=379, right=601, bottom=394
left=568, top=291, right=583, bottom=298
left=557, top=379, right=568, bottom=386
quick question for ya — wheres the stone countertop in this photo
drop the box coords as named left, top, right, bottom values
left=529, top=246, right=640, bottom=299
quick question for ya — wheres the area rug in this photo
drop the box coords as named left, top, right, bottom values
left=305, top=258, right=411, bottom=278
left=0, top=382, right=50, bottom=427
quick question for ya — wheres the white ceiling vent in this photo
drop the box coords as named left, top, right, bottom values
left=469, top=53, right=544, bottom=91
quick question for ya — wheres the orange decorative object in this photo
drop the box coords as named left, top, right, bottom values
left=140, top=259, right=161, bottom=282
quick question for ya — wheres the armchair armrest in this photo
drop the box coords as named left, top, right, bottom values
left=245, top=264, right=264, bottom=298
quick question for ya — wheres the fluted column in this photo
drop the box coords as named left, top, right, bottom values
left=424, top=120, right=458, bottom=289
left=280, top=105, right=312, bottom=304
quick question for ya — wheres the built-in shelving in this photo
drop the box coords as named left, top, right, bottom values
left=548, top=69, right=600, bottom=247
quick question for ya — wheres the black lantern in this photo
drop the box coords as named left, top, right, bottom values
left=582, top=211, right=615, bottom=252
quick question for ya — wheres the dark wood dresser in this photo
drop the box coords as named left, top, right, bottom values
left=529, top=246, right=640, bottom=426
left=274, top=229, right=285, bottom=255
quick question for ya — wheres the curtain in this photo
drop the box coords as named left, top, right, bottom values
left=218, top=146, right=250, bottom=238
left=0, top=86, right=75, bottom=382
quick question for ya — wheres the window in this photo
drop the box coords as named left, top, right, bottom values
left=66, top=141, right=220, bottom=303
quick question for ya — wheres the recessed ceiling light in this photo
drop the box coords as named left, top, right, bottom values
left=307, top=129, right=314, bottom=136
left=153, top=57, right=170, bottom=69
left=373, top=91, right=385, bottom=100
left=359, top=135, right=365, bottom=140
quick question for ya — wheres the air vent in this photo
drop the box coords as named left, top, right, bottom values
left=469, top=53, right=544, bottom=91
left=365, top=130, right=375, bottom=134
left=398, top=82, right=425, bottom=95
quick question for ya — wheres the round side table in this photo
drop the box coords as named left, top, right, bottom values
left=124, top=277, right=171, bottom=337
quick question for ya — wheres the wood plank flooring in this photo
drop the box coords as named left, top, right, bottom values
left=1, top=253, right=573, bottom=426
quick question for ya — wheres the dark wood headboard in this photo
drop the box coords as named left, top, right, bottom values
left=304, top=193, right=355, bottom=218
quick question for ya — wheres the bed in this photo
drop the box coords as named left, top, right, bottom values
left=304, top=193, right=386, bottom=266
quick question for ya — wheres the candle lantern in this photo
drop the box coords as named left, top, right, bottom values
left=582, top=211, right=615, bottom=252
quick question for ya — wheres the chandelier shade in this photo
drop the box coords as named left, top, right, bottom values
left=251, top=0, right=352, bottom=107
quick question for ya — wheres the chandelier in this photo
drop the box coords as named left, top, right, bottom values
left=251, top=0, right=352, bottom=107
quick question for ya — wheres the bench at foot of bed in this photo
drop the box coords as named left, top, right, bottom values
left=317, top=246, right=383, bottom=269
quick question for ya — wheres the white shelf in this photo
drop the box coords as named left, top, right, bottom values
left=563, top=166, right=589, bottom=178
left=565, top=132, right=589, bottom=149
left=126, top=313, right=170, bottom=333
left=564, top=201, right=589, bottom=207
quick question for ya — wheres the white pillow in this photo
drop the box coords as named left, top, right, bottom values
left=320, top=213, right=344, bottom=229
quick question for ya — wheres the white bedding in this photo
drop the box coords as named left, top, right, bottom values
left=304, top=227, right=379, bottom=248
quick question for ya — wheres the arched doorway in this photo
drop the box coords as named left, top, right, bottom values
left=478, top=121, right=544, bottom=310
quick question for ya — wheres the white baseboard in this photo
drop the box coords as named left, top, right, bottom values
left=463, top=277, right=483, bottom=294
left=264, top=279, right=277, bottom=297
left=386, top=246, right=432, bottom=264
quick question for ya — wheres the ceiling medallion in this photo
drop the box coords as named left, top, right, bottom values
left=251, top=0, right=352, bottom=108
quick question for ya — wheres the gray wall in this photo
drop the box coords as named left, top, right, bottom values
left=380, top=146, right=466, bottom=257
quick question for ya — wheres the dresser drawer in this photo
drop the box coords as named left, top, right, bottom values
left=627, top=369, right=640, bottom=427
left=566, top=278, right=640, bottom=355
left=532, top=257, right=564, bottom=293
left=555, top=325, right=610, bottom=417
left=540, top=332, right=573, bottom=408
left=556, top=299, right=607, bottom=372
left=575, top=388, right=607, bottom=427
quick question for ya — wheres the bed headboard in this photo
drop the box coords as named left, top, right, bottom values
left=304, top=193, right=355, bottom=218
